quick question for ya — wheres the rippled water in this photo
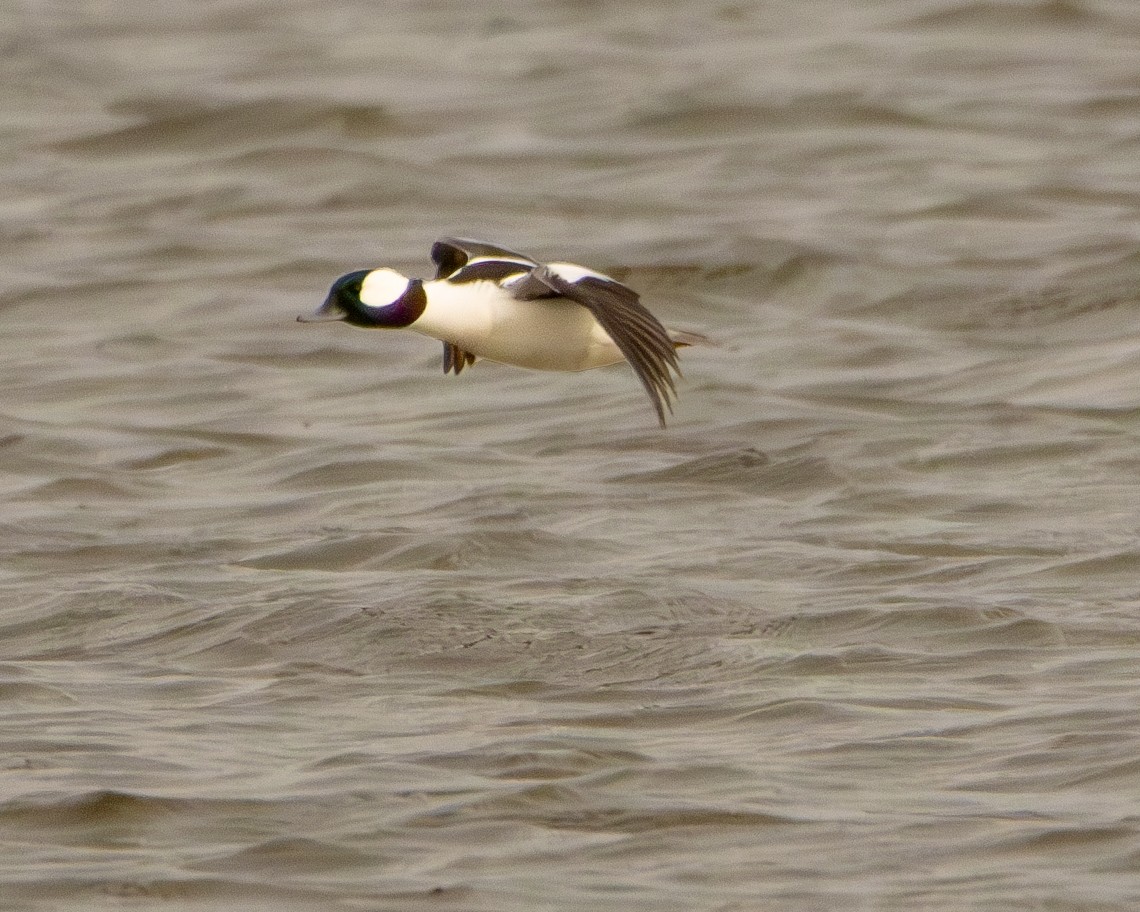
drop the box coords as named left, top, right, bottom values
left=3, top=0, right=1140, bottom=909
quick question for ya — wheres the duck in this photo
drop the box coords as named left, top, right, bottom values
left=297, top=237, right=702, bottom=426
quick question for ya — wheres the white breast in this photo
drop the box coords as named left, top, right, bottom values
left=411, top=280, right=624, bottom=372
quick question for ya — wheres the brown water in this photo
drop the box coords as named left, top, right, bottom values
left=3, top=0, right=1140, bottom=909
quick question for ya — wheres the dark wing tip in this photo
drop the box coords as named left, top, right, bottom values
left=430, top=239, right=468, bottom=280
left=530, top=268, right=681, bottom=427
left=431, top=237, right=536, bottom=280
left=574, top=276, right=680, bottom=427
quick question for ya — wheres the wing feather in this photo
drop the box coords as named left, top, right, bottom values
left=517, top=266, right=680, bottom=427
left=431, top=237, right=536, bottom=280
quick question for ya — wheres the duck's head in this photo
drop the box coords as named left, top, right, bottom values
left=298, top=268, right=427, bottom=328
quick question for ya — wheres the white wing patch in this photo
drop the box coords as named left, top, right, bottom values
left=544, top=262, right=616, bottom=285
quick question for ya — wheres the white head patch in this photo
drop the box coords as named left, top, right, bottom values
left=360, top=268, right=411, bottom=306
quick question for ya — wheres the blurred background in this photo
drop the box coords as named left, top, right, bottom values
left=2, top=1, right=1140, bottom=909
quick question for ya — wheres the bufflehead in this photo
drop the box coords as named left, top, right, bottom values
left=298, top=238, right=702, bottom=426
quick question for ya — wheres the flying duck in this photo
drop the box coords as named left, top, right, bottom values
left=298, top=238, right=702, bottom=426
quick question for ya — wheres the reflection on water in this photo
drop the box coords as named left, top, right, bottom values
left=3, top=0, right=1140, bottom=909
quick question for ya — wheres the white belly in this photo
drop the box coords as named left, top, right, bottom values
left=410, top=280, right=624, bottom=372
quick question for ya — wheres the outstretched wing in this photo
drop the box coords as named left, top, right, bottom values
left=509, top=265, right=681, bottom=427
left=430, top=237, right=537, bottom=282
left=432, top=238, right=533, bottom=376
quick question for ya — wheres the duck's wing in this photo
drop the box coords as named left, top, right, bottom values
left=442, top=341, right=477, bottom=376
left=508, top=265, right=680, bottom=427
left=431, top=239, right=532, bottom=376
left=430, top=237, right=537, bottom=282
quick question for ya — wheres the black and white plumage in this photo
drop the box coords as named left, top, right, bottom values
left=298, top=238, right=702, bottom=426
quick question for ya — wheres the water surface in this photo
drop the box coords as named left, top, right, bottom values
left=3, top=1, right=1140, bottom=909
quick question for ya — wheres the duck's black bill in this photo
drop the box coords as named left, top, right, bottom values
left=296, top=298, right=345, bottom=323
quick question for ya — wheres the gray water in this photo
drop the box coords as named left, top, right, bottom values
left=3, top=0, right=1140, bottom=909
